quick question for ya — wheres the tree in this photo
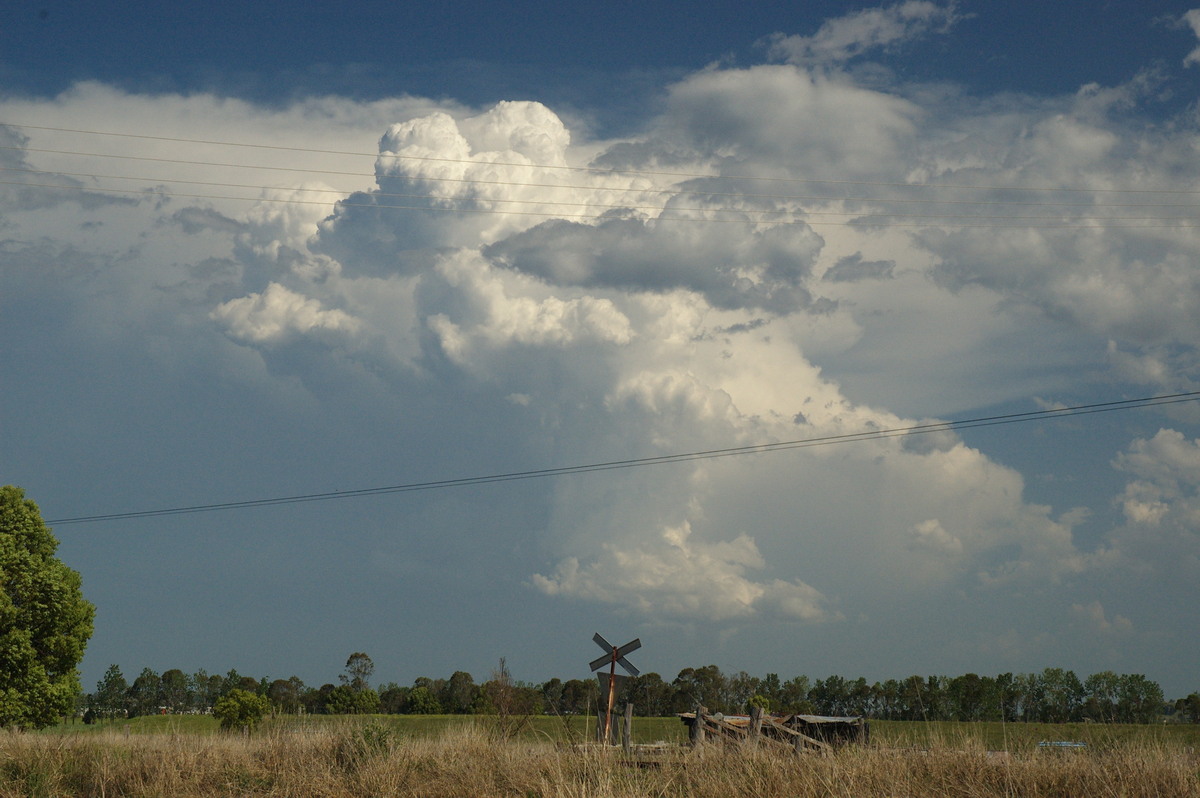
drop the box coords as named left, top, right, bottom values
left=0, top=486, right=95, bottom=729
left=993, top=673, right=1019, bottom=722
left=341, top=652, right=375, bottom=693
left=267, top=676, right=306, bottom=714
left=1082, top=671, right=1121, bottom=723
left=948, top=673, right=989, bottom=721
left=628, top=672, right=674, bottom=717
left=559, top=678, right=598, bottom=715
left=378, top=682, right=408, bottom=713
left=759, top=673, right=783, bottom=709
left=811, top=675, right=851, bottom=716
left=326, top=684, right=380, bottom=714
left=440, top=671, right=478, bottom=714
left=304, top=683, right=337, bottom=715
left=727, top=671, right=761, bottom=713
left=91, top=664, right=129, bottom=720
left=848, top=677, right=874, bottom=717
left=671, top=665, right=728, bottom=713
left=779, top=675, right=814, bottom=715
left=1038, top=668, right=1083, bottom=723
left=160, top=669, right=190, bottom=713
left=190, top=669, right=222, bottom=712
left=405, top=685, right=442, bottom=714
left=899, top=675, right=930, bottom=721
left=127, top=667, right=162, bottom=717
left=1174, top=693, right=1200, bottom=724
left=219, top=669, right=259, bottom=697
left=541, top=677, right=565, bottom=715
left=1116, top=674, right=1163, bottom=724
left=213, top=688, right=271, bottom=731
left=482, top=658, right=536, bottom=739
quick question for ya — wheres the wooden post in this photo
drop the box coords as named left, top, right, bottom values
left=748, top=704, right=763, bottom=744
left=603, top=653, right=617, bottom=744
left=690, top=704, right=707, bottom=747
left=621, top=702, right=633, bottom=751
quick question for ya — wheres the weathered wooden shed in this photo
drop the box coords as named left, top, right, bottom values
left=679, top=708, right=869, bottom=753
left=787, top=713, right=869, bottom=746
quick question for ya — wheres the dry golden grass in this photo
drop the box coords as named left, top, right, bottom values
left=2, top=723, right=1197, bottom=797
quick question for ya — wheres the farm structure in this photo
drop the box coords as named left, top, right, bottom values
left=680, top=706, right=869, bottom=753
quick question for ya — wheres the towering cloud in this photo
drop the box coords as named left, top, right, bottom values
left=3, top=2, right=1199, bottom=688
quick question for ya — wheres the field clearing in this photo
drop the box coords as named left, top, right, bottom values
left=8, top=719, right=1200, bottom=798
left=62, top=714, right=1200, bottom=750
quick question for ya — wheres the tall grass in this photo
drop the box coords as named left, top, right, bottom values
left=3, top=723, right=1197, bottom=797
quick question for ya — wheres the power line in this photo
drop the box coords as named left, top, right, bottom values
left=10, top=178, right=1198, bottom=230
left=5, top=171, right=1196, bottom=226
left=0, top=164, right=1178, bottom=218
left=4, top=147, right=1199, bottom=211
left=45, top=391, right=1200, bottom=526
left=9, top=121, right=1200, bottom=195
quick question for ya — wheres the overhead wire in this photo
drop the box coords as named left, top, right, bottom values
left=10, top=122, right=1200, bottom=195
left=4, top=123, right=1199, bottom=230
left=44, top=390, right=1200, bottom=526
left=8, top=178, right=1197, bottom=229
left=8, top=125, right=1200, bottom=523
left=4, top=169, right=1197, bottom=226
left=4, top=146, right=1200, bottom=211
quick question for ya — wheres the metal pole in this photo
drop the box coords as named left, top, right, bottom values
left=603, top=650, right=617, bottom=743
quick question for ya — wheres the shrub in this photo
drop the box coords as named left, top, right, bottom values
left=212, top=688, right=271, bottom=731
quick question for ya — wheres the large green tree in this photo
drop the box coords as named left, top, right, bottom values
left=0, top=486, right=95, bottom=728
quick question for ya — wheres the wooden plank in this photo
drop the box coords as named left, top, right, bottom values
left=707, top=715, right=748, bottom=738
left=761, top=716, right=830, bottom=752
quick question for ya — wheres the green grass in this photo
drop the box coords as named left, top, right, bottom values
left=56, top=714, right=218, bottom=735
left=61, top=713, right=690, bottom=743
left=869, top=719, right=1200, bottom=751
left=57, top=715, right=1200, bottom=752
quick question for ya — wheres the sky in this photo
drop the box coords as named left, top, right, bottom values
left=2, top=1, right=1200, bottom=699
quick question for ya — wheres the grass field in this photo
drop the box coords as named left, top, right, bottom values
left=61, top=713, right=1200, bottom=750
left=60, top=712, right=686, bottom=744
left=9, top=716, right=1200, bottom=797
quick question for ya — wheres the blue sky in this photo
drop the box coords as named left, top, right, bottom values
left=5, top=1, right=1199, bottom=128
left=3, top=1, right=1200, bottom=699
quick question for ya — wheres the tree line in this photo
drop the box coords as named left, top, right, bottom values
left=82, top=654, right=1200, bottom=725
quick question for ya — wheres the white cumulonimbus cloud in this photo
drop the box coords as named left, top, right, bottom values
left=4, top=3, right=1200, bottom=685
left=96, top=77, right=1199, bottom=627
left=531, top=520, right=834, bottom=622
left=212, top=282, right=361, bottom=344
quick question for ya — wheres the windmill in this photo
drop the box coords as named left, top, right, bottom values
left=589, top=633, right=640, bottom=744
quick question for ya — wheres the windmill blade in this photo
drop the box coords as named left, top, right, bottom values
left=615, top=638, right=641, bottom=658
left=589, top=633, right=640, bottom=673
left=616, top=656, right=641, bottom=677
